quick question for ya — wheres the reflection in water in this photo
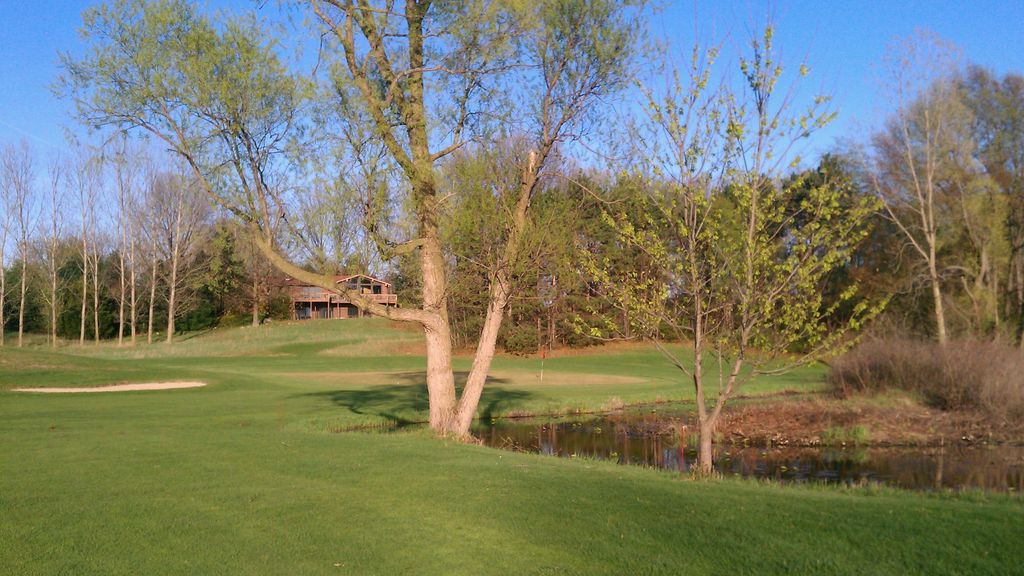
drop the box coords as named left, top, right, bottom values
left=474, top=416, right=1024, bottom=492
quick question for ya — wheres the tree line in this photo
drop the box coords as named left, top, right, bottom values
left=0, top=140, right=292, bottom=346
left=2, top=0, right=1021, bottom=472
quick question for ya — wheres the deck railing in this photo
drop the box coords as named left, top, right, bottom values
left=288, top=287, right=397, bottom=306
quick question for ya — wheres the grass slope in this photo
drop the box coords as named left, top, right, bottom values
left=1, top=319, right=1020, bottom=575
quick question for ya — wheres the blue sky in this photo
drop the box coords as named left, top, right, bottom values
left=1, top=0, right=1022, bottom=158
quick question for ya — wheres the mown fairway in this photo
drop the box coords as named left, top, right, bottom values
left=1, top=320, right=1020, bottom=575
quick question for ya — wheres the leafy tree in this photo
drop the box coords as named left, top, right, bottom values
left=960, top=66, right=1024, bottom=342
left=61, top=0, right=642, bottom=436
left=584, top=28, right=882, bottom=474
left=868, top=31, right=970, bottom=344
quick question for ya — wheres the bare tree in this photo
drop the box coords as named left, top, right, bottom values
left=91, top=220, right=103, bottom=344
left=110, top=137, right=143, bottom=345
left=150, top=170, right=207, bottom=343
left=0, top=148, right=12, bottom=346
left=870, top=31, right=965, bottom=344
left=72, top=151, right=100, bottom=345
left=40, top=155, right=67, bottom=347
left=2, top=140, right=37, bottom=348
left=141, top=168, right=161, bottom=344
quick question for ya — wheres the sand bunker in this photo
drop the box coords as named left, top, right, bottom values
left=12, top=381, right=207, bottom=393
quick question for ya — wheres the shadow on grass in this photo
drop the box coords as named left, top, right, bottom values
left=298, top=371, right=534, bottom=426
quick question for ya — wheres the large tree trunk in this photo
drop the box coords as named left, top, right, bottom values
left=423, top=322, right=458, bottom=433
left=454, top=280, right=509, bottom=434
left=420, top=232, right=459, bottom=433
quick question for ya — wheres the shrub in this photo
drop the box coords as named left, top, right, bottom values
left=828, top=338, right=1024, bottom=422
left=501, top=323, right=539, bottom=355
left=265, top=293, right=293, bottom=321
left=217, top=313, right=251, bottom=328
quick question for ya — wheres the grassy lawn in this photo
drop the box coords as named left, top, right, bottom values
left=1, top=319, right=1020, bottom=575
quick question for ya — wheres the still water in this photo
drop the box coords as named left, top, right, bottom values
left=474, top=415, right=1024, bottom=492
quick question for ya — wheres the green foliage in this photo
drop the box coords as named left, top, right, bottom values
left=499, top=322, right=540, bottom=356
left=820, top=425, right=870, bottom=446
left=586, top=26, right=883, bottom=376
left=265, top=292, right=293, bottom=322
left=60, top=0, right=304, bottom=233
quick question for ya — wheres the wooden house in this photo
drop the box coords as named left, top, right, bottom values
left=284, top=274, right=398, bottom=320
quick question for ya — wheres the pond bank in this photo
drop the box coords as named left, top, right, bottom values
left=473, top=412, right=1024, bottom=492
left=717, top=395, right=1024, bottom=447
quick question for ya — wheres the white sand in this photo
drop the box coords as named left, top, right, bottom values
left=12, top=381, right=207, bottom=393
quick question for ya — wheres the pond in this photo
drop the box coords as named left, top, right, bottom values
left=474, top=414, right=1024, bottom=493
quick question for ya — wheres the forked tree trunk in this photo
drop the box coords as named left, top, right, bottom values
left=454, top=280, right=509, bottom=434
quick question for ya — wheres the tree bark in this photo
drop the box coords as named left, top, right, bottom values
left=419, top=222, right=460, bottom=433
left=454, top=279, right=510, bottom=434
left=928, top=253, right=948, bottom=345
left=697, top=422, right=714, bottom=477
left=423, top=321, right=458, bottom=433
left=251, top=275, right=260, bottom=327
